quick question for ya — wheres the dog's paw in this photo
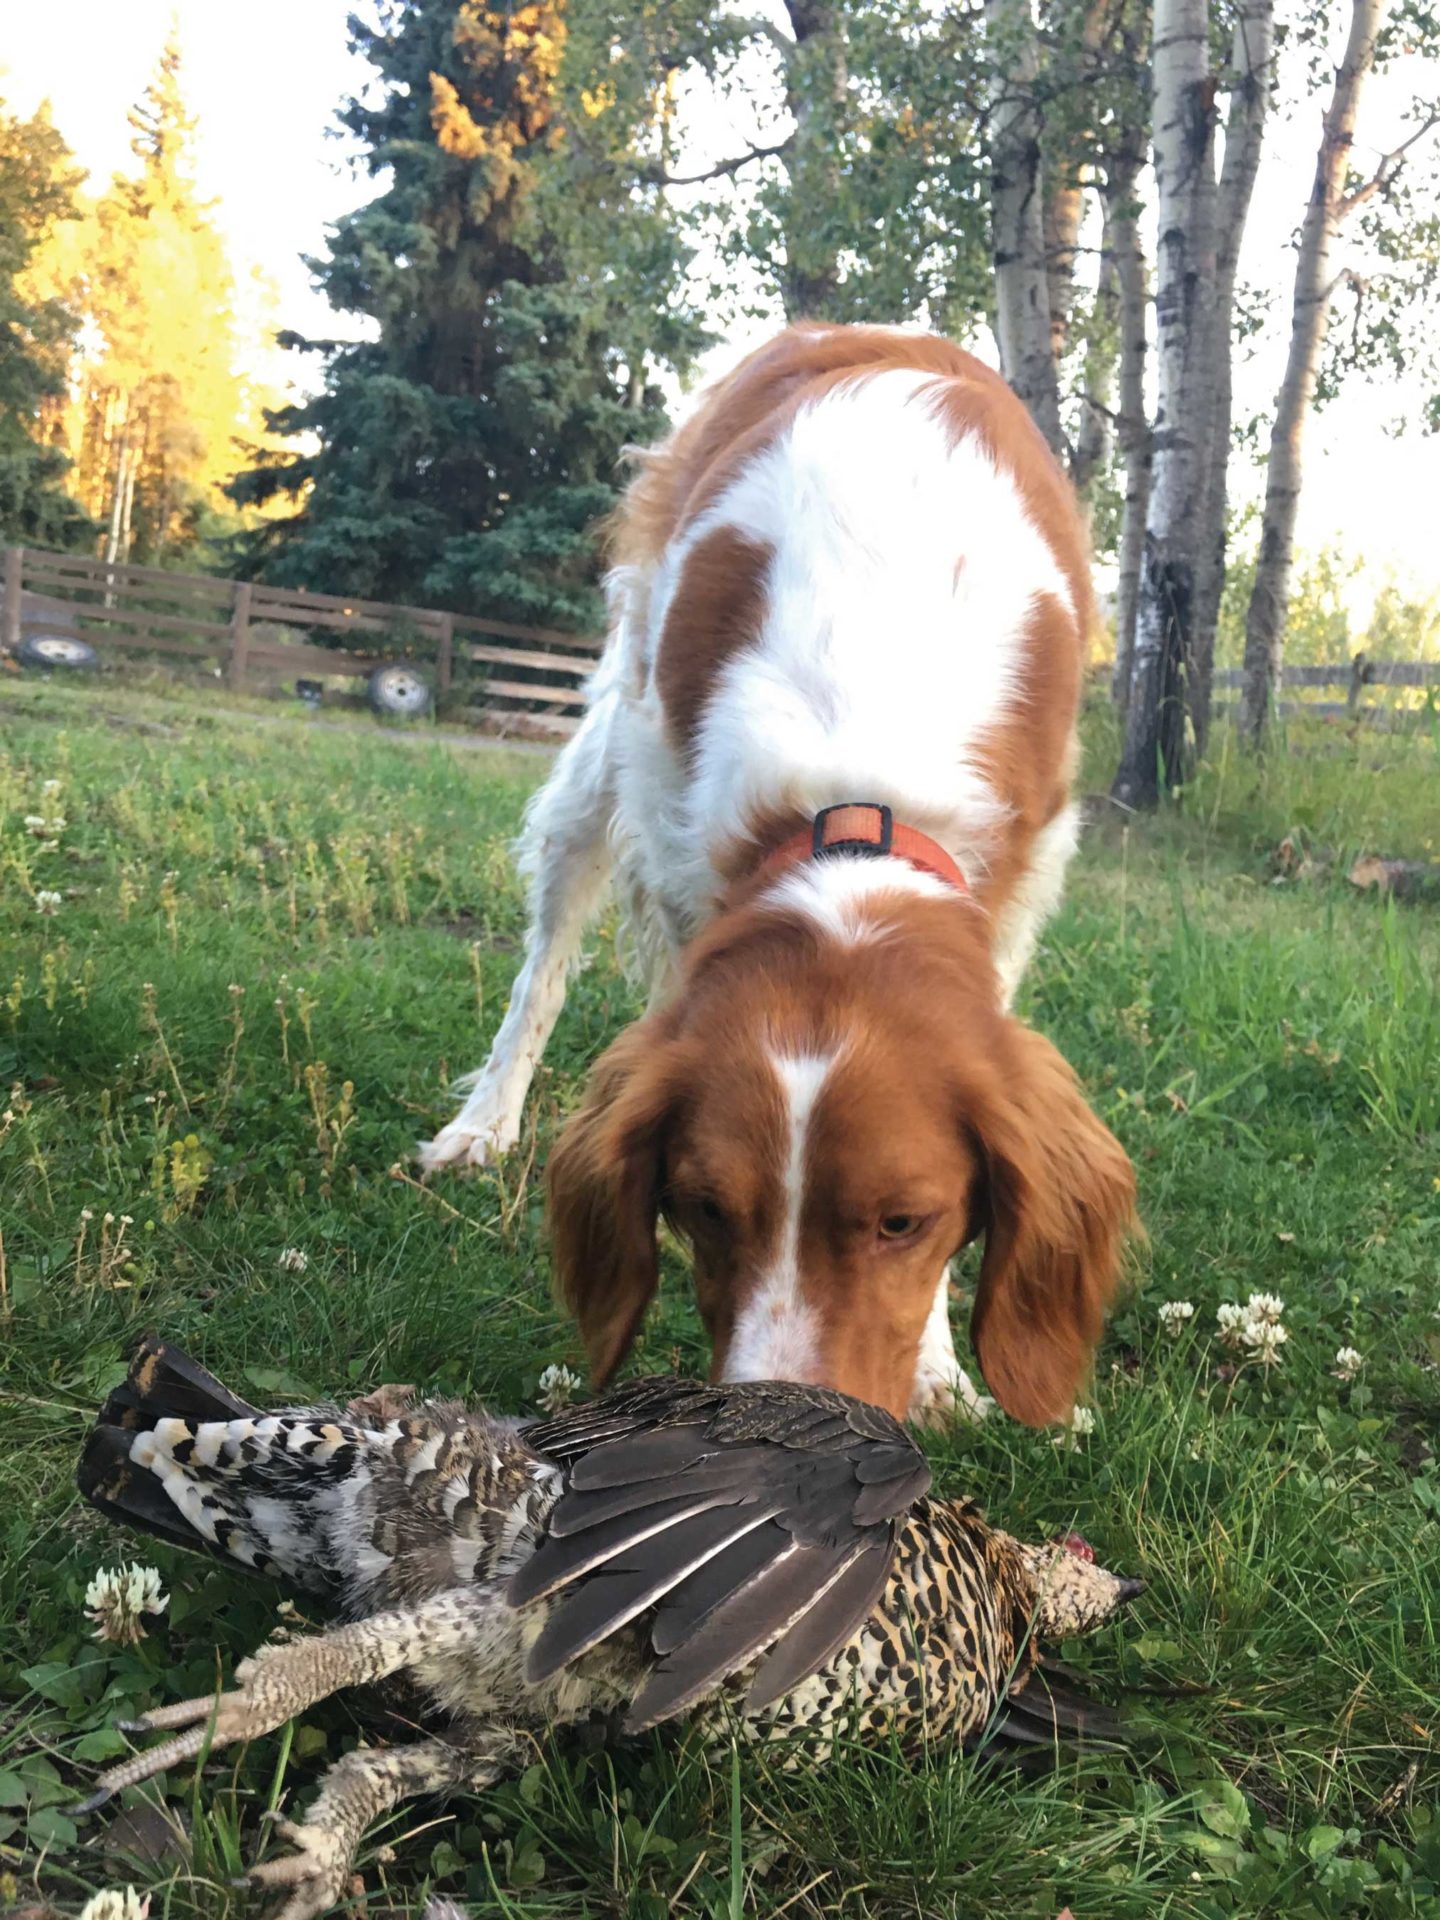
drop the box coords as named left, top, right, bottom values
left=416, top=1111, right=520, bottom=1173
left=908, top=1366, right=996, bottom=1429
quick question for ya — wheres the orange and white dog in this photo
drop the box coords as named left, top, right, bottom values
left=420, top=325, right=1134, bottom=1427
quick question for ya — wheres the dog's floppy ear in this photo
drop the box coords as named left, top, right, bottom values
left=545, top=1017, right=686, bottom=1388
left=966, top=1022, right=1135, bottom=1427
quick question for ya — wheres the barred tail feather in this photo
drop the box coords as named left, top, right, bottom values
left=76, top=1338, right=362, bottom=1598
left=95, top=1334, right=259, bottom=1433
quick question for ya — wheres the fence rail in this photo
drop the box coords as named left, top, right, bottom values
left=1210, top=654, right=1440, bottom=720
left=8, top=544, right=1437, bottom=741
left=1, top=543, right=597, bottom=738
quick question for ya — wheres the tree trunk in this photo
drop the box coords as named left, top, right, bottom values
left=1044, top=173, right=1086, bottom=367
left=1110, top=0, right=1216, bottom=808
left=117, top=430, right=140, bottom=565
left=985, top=0, right=1063, bottom=455
left=780, top=1, right=847, bottom=318
left=104, top=412, right=130, bottom=568
left=1043, top=0, right=1115, bottom=370
left=1189, top=0, right=1275, bottom=749
left=1071, top=229, right=1118, bottom=498
left=1110, top=159, right=1151, bottom=710
left=1239, top=0, right=1385, bottom=746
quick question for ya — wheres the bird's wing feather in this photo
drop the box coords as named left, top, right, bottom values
left=511, top=1379, right=930, bottom=1720
left=742, top=1542, right=891, bottom=1713
left=523, top=1507, right=785, bottom=1677
left=624, top=1540, right=842, bottom=1729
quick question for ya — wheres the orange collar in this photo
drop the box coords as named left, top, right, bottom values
left=756, top=803, right=966, bottom=892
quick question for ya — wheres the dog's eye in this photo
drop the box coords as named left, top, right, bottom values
left=878, top=1213, right=923, bottom=1241
left=697, top=1198, right=725, bottom=1226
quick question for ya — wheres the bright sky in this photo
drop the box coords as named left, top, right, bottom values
left=4, top=0, right=1437, bottom=620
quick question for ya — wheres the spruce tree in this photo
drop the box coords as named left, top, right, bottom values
left=0, top=97, right=91, bottom=548
left=231, top=0, right=702, bottom=627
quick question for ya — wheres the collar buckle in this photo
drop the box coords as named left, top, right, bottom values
left=811, top=802, right=894, bottom=861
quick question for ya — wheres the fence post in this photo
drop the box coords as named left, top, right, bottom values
left=228, top=580, right=253, bottom=689
left=1346, top=650, right=1367, bottom=719
left=435, top=612, right=455, bottom=697
left=3, top=547, right=22, bottom=656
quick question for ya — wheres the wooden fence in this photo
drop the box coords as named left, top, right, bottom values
left=7, top=544, right=1437, bottom=738
left=1210, top=656, right=1440, bottom=722
left=1, top=544, right=599, bottom=738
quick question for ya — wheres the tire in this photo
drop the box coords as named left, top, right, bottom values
left=366, top=661, right=432, bottom=718
left=17, top=630, right=100, bottom=671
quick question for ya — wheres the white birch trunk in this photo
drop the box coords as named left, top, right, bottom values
left=104, top=409, right=130, bottom=570
left=1109, top=156, right=1151, bottom=710
left=1239, top=0, right=1387, bottom=744
left=1190, top=0, right=1276, bottom=747
left=1110, top=0, right=1215, bottom=807
left=986, top=0, right=1063, bottom=455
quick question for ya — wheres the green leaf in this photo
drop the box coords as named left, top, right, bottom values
left=71, top=1726, right=130, bottom=1762
left=1304, top=1824, right=1346, bottom=1861
left=509, top=1843, right=546, bottom=1889
left=429, top=1839, right=465, bottom=1880
left=1198, top=1778, right=1252, bottom=1840
left=1133, top=1634, right=1184, bottom=1662
left=244, top=1365, right=319, bottom=1398
left=18, top=1755, right=69, bottom=1806
left=27, top=1805, right=79, bottom=1849
left=0, top=1768, right=27, bottom=1809
left=20, top=1659, right=95, bottom=1710
left=517, top=1762, right=546, bottom=1807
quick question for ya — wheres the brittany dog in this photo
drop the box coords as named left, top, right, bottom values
left=420, top=324, right=1135, bottom=1428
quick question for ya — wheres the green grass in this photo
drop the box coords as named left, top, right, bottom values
left=1, top=677, right=1438, bottom=1919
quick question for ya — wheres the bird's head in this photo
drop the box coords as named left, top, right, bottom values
left=1010, top=1534, right=1145, bottom=1639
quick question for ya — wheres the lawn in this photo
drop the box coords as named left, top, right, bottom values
left=1, top=675, right=1438, bottom=1920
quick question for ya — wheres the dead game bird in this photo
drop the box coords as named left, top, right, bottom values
left=75, top=1338, right=1143, bottom=1920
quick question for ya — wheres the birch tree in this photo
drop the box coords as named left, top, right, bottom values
left=1110, top=0, right=1216, bottom=808
left=1188, top=0, right=1275, bottom=745
left=1107, top=138, right=1153, bottom=708
left=985, top=0, right=1064, bottom=455
left=1239, top=0, right=1387, bottom=743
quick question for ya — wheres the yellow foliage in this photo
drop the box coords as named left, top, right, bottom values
left=26, top=36, right=273, bottom=563
left=580, top=83, right=616, bottom=120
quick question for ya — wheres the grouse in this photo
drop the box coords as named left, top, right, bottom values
left=75, top=1338, right=1142, bottom=1920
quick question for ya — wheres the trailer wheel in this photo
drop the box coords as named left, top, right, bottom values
left=17, top=630, right=99, bottom=671
left=367, top=662, right=432, bottom=717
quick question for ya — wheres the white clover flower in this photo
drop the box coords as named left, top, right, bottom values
left=1333, top=1346, right=1364, bottom=1383
left=23, top=813, right=46, bottom=830
left=537, top=1363, right=583, bottom=1414
left=1051, top=1404, right=1096, bottom=1451
left=78, top=1891, right=150, bottom=1920
left=1243, top=1319, right=1288, bottom=1366
left=84, top=1564, right=168, bottom=1645
left=1157, top=1300, right=1196, bottom=1337
left=34, top=889, right=62, bottom=915
left=42, top=778, right=62, bottom=795
left=278, top=1246, right=309, bottom=1273
left=1245, top=1292, right=1285, bottom=1325
left=1216, top=1303, right=1249, bottom=1350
